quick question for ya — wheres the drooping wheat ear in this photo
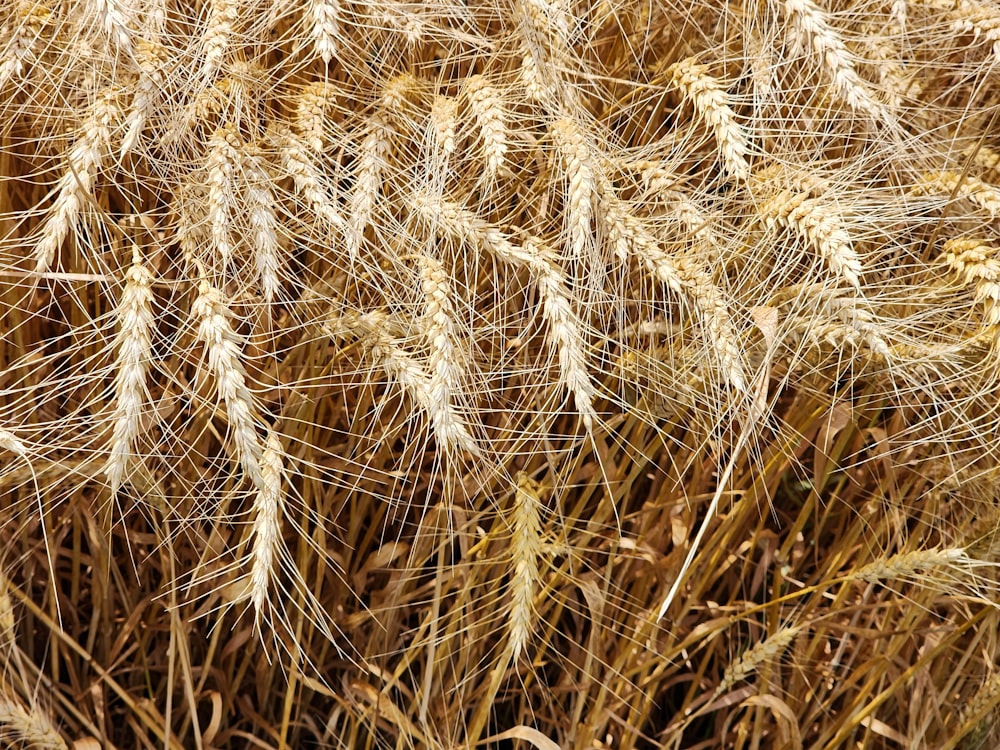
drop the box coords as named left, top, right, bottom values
left=306, top=0, right=341, bottom=63
left=959, top=672, right=1000, bottom=735
left=294, top=80, right=336, bottom=153
left=0, top=0, right=51, bottom=91
left=275, top=129, right=347, bottom=233
left=941, top=239, right=1000, bottom=343
left=633, top=162, right=717, bottom=248
left=519, top=45, right=547, bottom=102
left=429, top=94, right=458, bottom=159
left=851, top=547, right=969, bottom=584
left=330, top=310, right=481, bottom=456
left=933, top=0, right=1000, bottom=63
left=674, top=256, right=748, bottom=392
left=243, top=145, right=281, bottom=304
left=202, top=0, right=238, bottom=78
left=104, top=251, right=155, bottom=493
left=90, top=0, right=135, bottom=53
left=782, top=0, right=883, bottom=117
left=121, top=38, right=167, bottom=157
left=463, top=74, right=507, bottom=182
left=912, top=171, right=1000, bottom=218
left=508, top=472, right=543, bottom=662
left=761, top=190, right=863, bottom=291
left=247, top=429, right=284, bottom=625
left=34, top=91, right=118, bottom=274
left=519, top=0, right=572, bottom=43
left=192, top=282, right=264, bottom=488
left=0, top=699, right=68, bottom=750
left=550, top=117, right=597, bottom=260
left=827, top=296, right=893, bottom=360
left=345, top=116, right=391, bottom=262
left=966, top=143, right=1000, bottom=181
left=666, top=58, right=750, bottom=182
left=206, top=124, right=244, bottom=268
left=416, top=254, right=479, bottom=455
left=715, top=626, right=801, bottom=698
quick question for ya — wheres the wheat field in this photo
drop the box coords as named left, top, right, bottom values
left=2, top=0, right=1000, bottom=747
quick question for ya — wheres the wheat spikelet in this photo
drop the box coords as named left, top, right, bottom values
left=550, top=117, right=596, bottom=260
left=244, top=145, right=282, bottom=304
left=913, top=171, right=1000, bottom=218
left=34, top=91, right=118, bottom=274
left=429, top=94, right=458, bottom=158
left=0, top=699, right=68, bottom=750
left=715, top=626, right=801, bottom=698
left=346, top=115, right=391, bottom=262
left=294, top=80, right=336, bottom=153
left=666, top=58, right=750, bottom=182
left=276, top=130, right=347, bottom=232
left=192, top=282, right=264, bottom=488
left=463, top=74, right=507, bottom=181
left=782, top=0, right=882, bottom=117
left=761, top=190, right=863, bottom=291
left=202, top=0, right=238, bottom=79
left=508, top=473, right=543, bottom=662
left=104, top=251, right=155, bottom=493
left=90, top=0, right=135, bottom=53
left=306, top=0, right=341, bottom=63
left=247, top=429, right=284, bottom=625
left=120, top=38, right=167, bottom=157
left=206, top=124, right=244, bottom=267
left=852, top=547, right=968, bottom=584
left=0, top=0, right=50, bottom=90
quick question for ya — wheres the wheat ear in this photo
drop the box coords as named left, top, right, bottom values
left=91, top=0, right=135, bottom=53
left=104, top=251, right=155, bottom=493
left=202, top=0, right=238, bottom=78
left=192, top=282, right=264, bottom=488
left=913, top=171, right=1000, bottom=218
left=508, top=473, right=543, bottom=662
left=0, top=1, right=50, bottom=91
left=276, top=129, right=347, bottom=233
left=463, top=74, right=507, bottom=182
left=550, top=117, right=596, bottom=260
left=666, top=58, right=750, bottom=182
left=715, top=626, right=801, bottom=698
left=783, top=0, right=882, bottom=117
left=306, top=0, right=341, bottom=63
left=851, top=547, right=969, bottom=584
left=121, top=39, right=167, bottom=157
left=34, top=92, right=118, bottom=274
left=206, top=124, right=243, bottom=267
left=0, top=571, right=14, bottom=648
left=345, top=116, right=391, bottom=262
left=0, top=699, right=68, bottom=750
left=965, top=143, right=1000, bottom=181
left=248, top=429, right=284, bottom=625
left=941, top=240, right=1000, bottom=345
left=243, top=146, right=282, bottom=304
left=429, top=94, right=458, bottom=159
left=761, top=189, right=863, bottom=291
left=937, top=0, right=1000, bottom=63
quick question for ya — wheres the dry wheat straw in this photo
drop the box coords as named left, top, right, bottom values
left=206, top=124, right=243, bottom=267
left=762, top=190, right=863, bottom=290
left=667, top=58, right=750, bottom=182
left=914, top=171, right=1000, bottom=218
left=244, top=146, right=282, bottom=304
left=277, top=131, right=347, bottom=232
left=34, top=92, right=118, bottom=274
left=346, top=116, right=391, bottom=262
left=306, top=0, right=341, bottom=63
left=508, top=473, right=543, bottom=662
left=248, top=429, right=283, bottom=623
left=852, top=547, right=968, bottom=584
left=783, top=0, right=882, bottom=117
left=0, top=699, right=68, bottom=750
left=295, top=81, right=335, bottom=153
left=104, top=252, right=155, bottom=493
left=550, top=118, right=596, bottom=260
left=0, top=1, right=50, bottom=90
left=121, top=39, right=166, bottom=157
left=193, top=282, right=264, bottom=488
left=202, top=0, right=237, bottom=78
left=464, top=74, right=507, bottom=181
left=91, top=0, right=134, bottom=53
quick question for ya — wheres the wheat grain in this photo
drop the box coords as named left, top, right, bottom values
left=192, top=282, right=264, bottom=488
left=248, top=429, right=284, bottom=625
left=104, top=251, right=155, bottom=493
left=121, top=38, right=167, bottom=157
left=0, top=698, right=68, bottom=750
left=306, top=0, right=341, bottom=63
left=0, top=1, right=50, bottom=91
left=294, top=80, right=335, bottom=153
left=667, top=58, right=750, bottom=182
left=202, top=0, right=237, bottom=78
left=206, top=124, right=243, bottom=267
left=276, top=130, right=347, bottom=232
left=463, top=74, right=507, bottom=181
left=913, top=171, right=1000, bottom=218
left=508, top=473, right=543, bottom=662
left=783, top=0, right=882, bottom=117
left=429, top=94, right=458, bottom=158
left=761, top=189, right=863, bottom=291
left=90, top=0, right=135, bottom=53
left=34, top=91, right=118, bottom=274
left=244, top=146, right=282, bottom=304
left=345, top=116, right=391, bottom=262
left=550, top=117, right=596, bottom=260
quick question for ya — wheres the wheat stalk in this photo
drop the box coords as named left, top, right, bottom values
left=104, top=251, right=155, bottom=493
left=247, top=429, right=284, bottom=626
left=666, top=58, right=750, bottom=182
left=192, top=281, right=264, bottom=488
left=34, top=91, right=118, bottom=274
left=550, top=117, right=597, bottom=259
left=463, top=74, right=507, bottom=182
left=0, top=699, right=68, bottom=750
left=306, top=0, right=341, bottom=64
left=508, top=473, right=543, bottom=662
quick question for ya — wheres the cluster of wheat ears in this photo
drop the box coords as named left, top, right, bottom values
left=2, top=0, right=1000, bottom=747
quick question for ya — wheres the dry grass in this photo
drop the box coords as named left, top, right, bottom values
left=2, top=0, right=1000, bottom=747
